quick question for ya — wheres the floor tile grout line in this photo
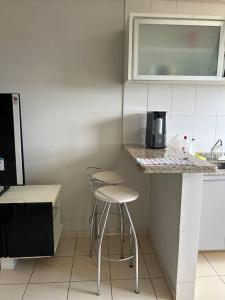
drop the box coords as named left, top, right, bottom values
left=21, top=259, right=39, bottom=300
left=201, top=252, right=223, bottom=279
left=110, top=277, right=162, bottom=281
left=19, top=281, right=71, bottom=285
left=66, top=236, right=77, bottom=300
left=0, top=283, right=31, bottom=286
left=141, top=247, right=159, bottom=300
left=138, top=236, right=160, bottom=299
left=139, top=236, right=172, bottom=299
left=219, top=275, right=225, bottom=284
left=73, top=237, right=77, bottom=257
left=196, top=275, right=222, bottom=278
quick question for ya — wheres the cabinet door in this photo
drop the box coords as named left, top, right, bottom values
left=133, top=18, right=224, bottom=80
left=2, top=203, right=54, bottom=258
left=199, top=180, right=225, bottom=251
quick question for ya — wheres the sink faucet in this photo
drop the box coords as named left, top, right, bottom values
left=210, top=139, right=223, bottom=160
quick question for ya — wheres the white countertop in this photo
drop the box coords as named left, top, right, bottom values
left=0, top=185, right=62, bottom=204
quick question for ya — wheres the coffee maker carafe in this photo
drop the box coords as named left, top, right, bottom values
left=145, top=111, right=167, bottom=149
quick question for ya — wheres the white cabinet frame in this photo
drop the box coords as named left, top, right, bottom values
left=126, top=14, right=225, bottom=82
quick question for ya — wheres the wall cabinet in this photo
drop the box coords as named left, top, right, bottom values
left=0, top=185, right=62, bottom=258
left=125, top=14, right=225, bottom=82
left=199, top=176, right=225, bottom=251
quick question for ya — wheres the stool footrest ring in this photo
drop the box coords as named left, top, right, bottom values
left=101, top=254, right=135, bottom=262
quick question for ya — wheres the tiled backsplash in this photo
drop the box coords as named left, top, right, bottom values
left=123, top=83, right=225, bottom=152
left=123, top=0, right=225, bottom=152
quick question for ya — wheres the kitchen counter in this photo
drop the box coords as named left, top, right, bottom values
left=204, top=169, right=225, bottom=176
left=123, top=143, right=210, bottom=300
left=124, top=144, right=216, bottom=174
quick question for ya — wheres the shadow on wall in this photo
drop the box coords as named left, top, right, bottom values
left=0, top=0, right=125, bottom=233
left=23, top=114, right=149, bottom=232
left=115, top=147, right=150, bottom=232
left=24, top=116, right=122, bottom=232
left=63, top=30, right=124, bottom=87
left=123, top=113, right=146, bottom=144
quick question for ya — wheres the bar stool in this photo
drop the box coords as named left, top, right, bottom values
left=95, top=185, right=139, bottom=295
left=86, top=167, right=126, bottom=257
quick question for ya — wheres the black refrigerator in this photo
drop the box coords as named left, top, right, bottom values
left=0, top=93, right=25, bottom=186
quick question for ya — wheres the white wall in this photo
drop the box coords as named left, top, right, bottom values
left=0, top=0, right=124, bottom=231
left=1, top=0, right=225, bottom=233
left=123, top=0, right=225, bottom=153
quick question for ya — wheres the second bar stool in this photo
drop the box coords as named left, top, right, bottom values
left=87, top=167, right=126, bottom=257
left=95, top=184, right=139, bottom=296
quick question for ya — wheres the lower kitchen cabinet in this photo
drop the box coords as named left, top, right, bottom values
left=0, top=185, right=62, bottom=258
left=199, top=176, right=225, bottom=251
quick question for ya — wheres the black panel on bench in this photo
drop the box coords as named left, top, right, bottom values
left=0, top=203, right=54, bottom=258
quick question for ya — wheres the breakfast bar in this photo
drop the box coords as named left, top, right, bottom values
left=124, top=144, right=216, bottom=300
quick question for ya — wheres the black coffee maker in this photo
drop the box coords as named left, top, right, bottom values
left=145, top=111, right=167, bottom=149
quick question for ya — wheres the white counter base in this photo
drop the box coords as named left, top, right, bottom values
left=149, top=173, right=203, bottom=300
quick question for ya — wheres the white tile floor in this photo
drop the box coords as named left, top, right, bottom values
left=1, top=236, right=225, bottom=300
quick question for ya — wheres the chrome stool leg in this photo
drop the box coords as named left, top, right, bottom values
left=119, top=204, right=124, bottom=259
left=94, top=203, right=98, bottom=240
left=97, top=203, right=108, bottom=238
left=89, top=201, right=98, bottom=257
left=129, top=225, right=133, bottom=267
left=97, top=203, right=111, bottom=296
left=124, top=203, right=139, bottom=294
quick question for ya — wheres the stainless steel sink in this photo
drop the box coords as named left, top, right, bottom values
left=214, top=162, right=225, bottom=170
left=201, top=153, right=225, bottom=170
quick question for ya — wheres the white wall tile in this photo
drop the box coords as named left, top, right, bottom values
left=124, top=83, right=148, bottom=114
left=171, top=85, right=195, bottom=115
left=195, top=85, right=219, bottom=115
left=148, top=83, right=172, bottom=112
left=177, top=0, right=201, bottom=15
left=151, top=0, right=177, bottom=13
left=201, top=2, right=225, bottom=17
left=125, top=0, right=151, bottom=21
left=123, top=83, right=147, bottom=144
left=218, top=86, right=225, bottom=115
left=123, top=113, right=147, bottom=144
left=193, top=116, right=217, bottom=152
left=215, top=116, right=225, bottom=143
left=170, top=115, right=194, bottom=140
left=166, top=115, right=171, bottom=141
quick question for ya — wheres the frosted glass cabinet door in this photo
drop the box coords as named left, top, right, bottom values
left=133, top=19, right=224, bottom=80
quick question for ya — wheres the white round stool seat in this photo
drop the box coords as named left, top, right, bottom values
left=95, top=185, right=139, bottom=203
left=91, top=171, right=125, bottom=185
